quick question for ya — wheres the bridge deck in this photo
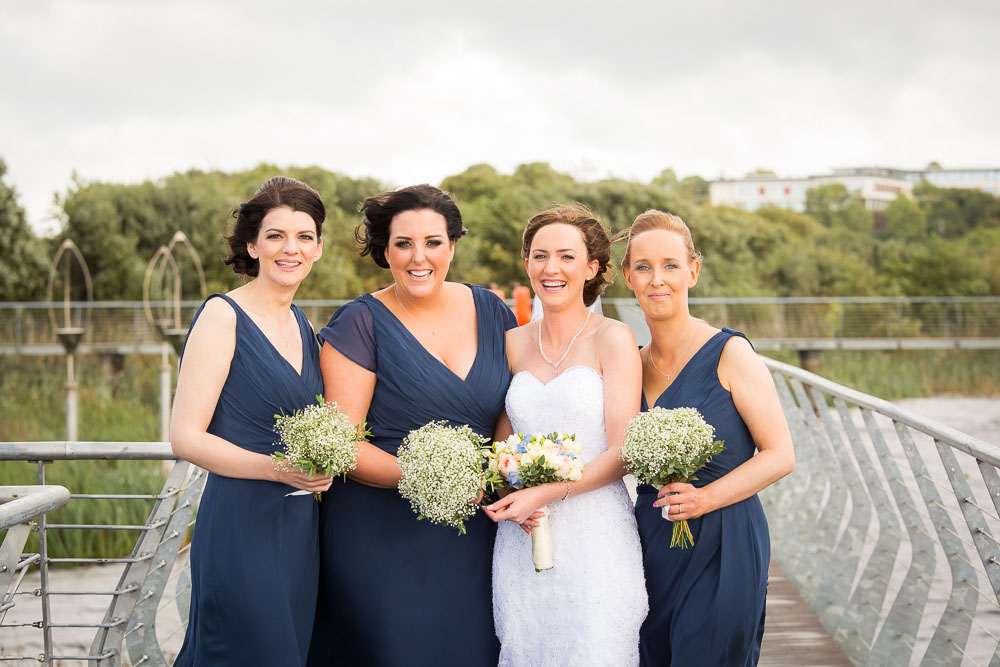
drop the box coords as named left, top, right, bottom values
left=760, top=560, right=851, bottom=666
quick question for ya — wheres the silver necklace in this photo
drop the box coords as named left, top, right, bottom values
left=249, top=280, right=294, bottom=349
left=538, top=310, right=592, bottom=374
left=393, top=283, right=450, bottom=335
left=649, top=321, right=696, bottom=381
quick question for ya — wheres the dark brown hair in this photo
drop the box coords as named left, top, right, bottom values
left=521, top=205, right=612, bottom=307
left=224, top=176, right=325, bottom=276
left=356, top=184, right=467, bottom=269
left=617, top=209, right=702, bottom=269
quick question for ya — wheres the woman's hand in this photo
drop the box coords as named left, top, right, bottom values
left=653, top=482, right=715, bottom=521
left=484, top=486, right=553, bottom=533
left=274, top=467, right=335, bottom=493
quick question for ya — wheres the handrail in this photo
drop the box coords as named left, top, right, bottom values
left=1, top=486, right=69, bottom=640
left=0, top=486, right=71, bottom=531
left=0, top=442, right=175, bottom=461
left=762, top=357, right=1000, bottom=466
left=0, top=452, right=200, bottom=666
left=760, top=356, right=1000, bottom=665
left=2, top=295, right=999, bottom=308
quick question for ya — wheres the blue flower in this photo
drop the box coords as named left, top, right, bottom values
left=516, top=442, right=527, bottom=453
left=506, top=471, right=522, bottom=488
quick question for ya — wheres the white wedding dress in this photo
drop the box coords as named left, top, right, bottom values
left=493, top=366, right=648, bottom=667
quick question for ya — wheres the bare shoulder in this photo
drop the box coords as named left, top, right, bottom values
left=505, top=320, right=534, bottom=367
left=190, top=297, right=237, bottom=337
left=718, top=332, right=767, bottom=390
left=595, top=316, right=637, bottom=349
left=719, top=333, right=758, bottom=366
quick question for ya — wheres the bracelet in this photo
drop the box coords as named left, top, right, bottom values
left=561, top=482, right=571, bottom=501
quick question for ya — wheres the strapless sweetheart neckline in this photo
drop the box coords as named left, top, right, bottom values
left=511, top=365, right=603, bottom=389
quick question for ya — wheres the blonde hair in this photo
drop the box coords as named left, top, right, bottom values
left=618, top=209, right=702, bottom=268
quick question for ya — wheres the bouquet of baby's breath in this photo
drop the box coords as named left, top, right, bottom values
left=272, top=397, right=367, bottom=500
left=397, top=421, right=490, bottom=536
left=620, top=407, right=724, bottom=548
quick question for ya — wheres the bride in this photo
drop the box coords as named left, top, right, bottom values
left=485, top=205, right=648, bottom=666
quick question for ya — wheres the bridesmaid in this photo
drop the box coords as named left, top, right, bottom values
left=170, top=176, right=333, bottom=666
left=307, top=184, right=515, bottom=666
left=620, top=210, right=795, bottom=666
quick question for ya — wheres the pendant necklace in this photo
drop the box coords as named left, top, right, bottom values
left=649, top=320, right=696, bottom=382
left=250, top=280, right=294, bottom=349
left=393, top=283, right=450, bottom=335
left=538, top=310, right=592, bottom=374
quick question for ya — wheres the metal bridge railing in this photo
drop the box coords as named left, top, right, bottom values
left=761, top=357, right=1000, bottom=666
left=0, top=445, right=204, bottom=666
left=1, top=485, right=71, bottom=650
left=3, top=365, right=1000, bottom=665
left=3, top=297, right=999, bottom=354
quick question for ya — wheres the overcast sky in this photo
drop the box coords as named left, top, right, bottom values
left=3, top=0, right=999, bottom=233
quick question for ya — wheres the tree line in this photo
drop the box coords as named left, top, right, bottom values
left=1, top=158, right=998, bottom=302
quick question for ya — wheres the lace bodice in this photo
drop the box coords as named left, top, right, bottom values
left=505, top=366, right=610, bottom=463
left=493, top=366, right=648, bottom=667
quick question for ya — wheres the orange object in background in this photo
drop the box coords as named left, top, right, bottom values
left=513, top=285, right=532, bottom=326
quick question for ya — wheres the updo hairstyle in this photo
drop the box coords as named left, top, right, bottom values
left=356, top=184, right=467, bottom=269
left=520, top=205, right=612, bottom=307
left=619, top=209, right=703, bottom=269
left=224, top=176, right=326, bottom=277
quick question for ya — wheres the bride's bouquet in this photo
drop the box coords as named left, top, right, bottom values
left=397, top=421, right=490, bottom=535
left=484, top=432, right=583, bottom=571
left=620, top=407, right=724, bottom=548
left=272, top=397, right=368, bottom=500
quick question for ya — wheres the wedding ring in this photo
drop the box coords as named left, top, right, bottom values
left=679, top=503, right=683, bottom=513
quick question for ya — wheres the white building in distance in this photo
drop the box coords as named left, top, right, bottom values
left=709, top=165, right=1000, bottom=213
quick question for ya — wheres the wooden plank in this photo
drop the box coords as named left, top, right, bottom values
left=759, top=560, right=853, bottom=667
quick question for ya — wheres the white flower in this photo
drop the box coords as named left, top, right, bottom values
left=619, top=407, right=724, bottom=488
left=272, top=399, right=362, bottom=483
left=397, top=421, right=488, bottom=535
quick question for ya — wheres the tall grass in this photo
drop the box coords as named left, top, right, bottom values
left=764, top=349, right=1000, bottom=399
left=1, top=354, right=169, bottom=559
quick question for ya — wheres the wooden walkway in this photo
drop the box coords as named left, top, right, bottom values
left=760, top=560, right=852, bottom=666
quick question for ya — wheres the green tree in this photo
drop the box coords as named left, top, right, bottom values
left=0, top=158, right=50, bottom=300
left=678, top=175, right=709, bottom=205
left=913, top=181, right=1000, bottom=238
left=883, top=194, right=926, bottom=242
left=56, top=166, right=386, bottom=300
left=805, top=183, right=873, bottom=232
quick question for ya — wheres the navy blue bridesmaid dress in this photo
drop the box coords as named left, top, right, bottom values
left=174, top=294, right=324, bottom=667
left=635, top=328, right=770, bottom=667
left=306, top=285, right=516, bottom=667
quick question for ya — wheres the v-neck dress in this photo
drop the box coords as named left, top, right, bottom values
left=307, top=285, right=517, bottom=667
left=174, top=293, right=325, bottom=667
left=635, top=328, right=770, bottom=667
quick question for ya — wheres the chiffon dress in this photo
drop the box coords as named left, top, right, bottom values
left=307, top=285, right=517, bottom=667
left=635, top=328, right=770, bottom=667
left=174, top=294, right=324, bottom=667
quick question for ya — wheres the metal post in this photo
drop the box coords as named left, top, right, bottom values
left=159, top=344, right=171, bottom=444
left=37, top=461, right=53, bottom=666
left=66, top=354, right=78, bottom=442
left=797, top=349, right=820, bottom=375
